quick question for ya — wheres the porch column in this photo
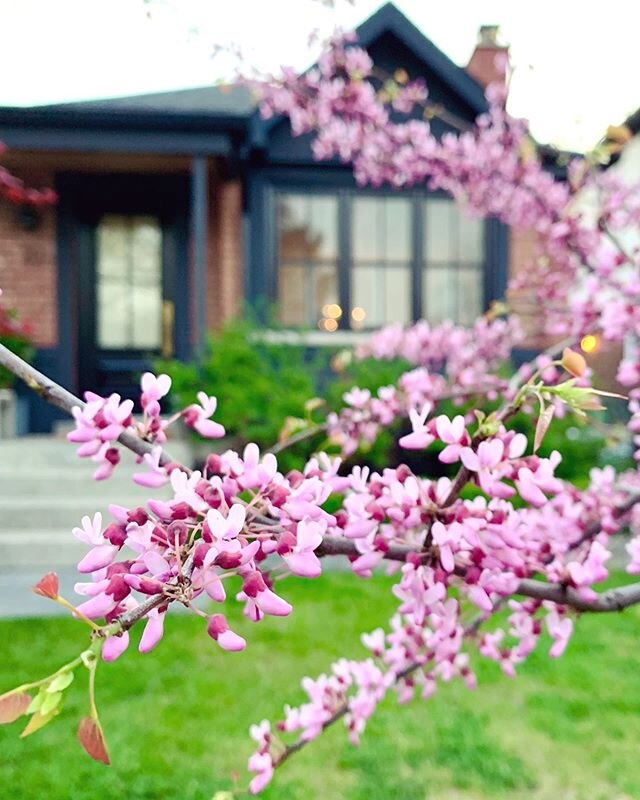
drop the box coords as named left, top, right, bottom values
left=190, top=155, right=208, bottom=357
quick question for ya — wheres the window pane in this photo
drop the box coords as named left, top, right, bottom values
left=278, top=264, right=306, bottom=326
left=278, top=194, right=337, bottom=262
left=314, top=264, right=340, bottom=326
left=278, top=263, right=338, bottom=327
left=385, top=198, right=411, bottom=261
left=351, top=265, right=411, bottom=329
left=352, top=265, right=383, bottom=329
left=458, top=268, right=483, bottom=325
left=97, top=283, right=128, bottom=348
left=352, top=198, right=378, bottom=261
left=309, top=196, right=337, bottom=259
left=277, top=196, right=308, bottom=261
left=425, top=199, right=455, bottom=261
left=423, top=266, right=457, bottom=324
left=385, top=266, right=411, bottom=324
left=459, top=213, right=484, bottom=263
left=132, top=290, right=162, bottom=348
left=277, top=194, right=339, bottom=328
left=96, top=214, right=162, bottom=350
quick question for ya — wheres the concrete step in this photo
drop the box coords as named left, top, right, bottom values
left=0, top=467, right=158, bottom=490
left=0, top=529, right=86, bottom=569
left=0, top=498, right=154, bottom=529
left=0, top=435, right=192, bottom=469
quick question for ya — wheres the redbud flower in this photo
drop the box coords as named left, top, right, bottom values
left=207, top=614, right=246, bottom=652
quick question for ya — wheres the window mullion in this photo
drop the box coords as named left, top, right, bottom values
left=412, top=195, right=423, bottom=321
left=338, top=191, right=351, bottom=330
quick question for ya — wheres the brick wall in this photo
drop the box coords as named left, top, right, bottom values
left=507, top=227, right=552, bottom=349
left=0, top=169, right=57, bottom=347
left=207, top=178, right=243, bottom=330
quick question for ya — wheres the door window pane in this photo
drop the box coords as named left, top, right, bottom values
left=276, top=194, right=339, bottom=328
left=96, top=214, right=162, bottom=350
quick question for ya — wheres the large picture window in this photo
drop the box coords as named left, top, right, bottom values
left=274, top=190, right=489, bottom=331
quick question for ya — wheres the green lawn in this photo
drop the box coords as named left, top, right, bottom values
left=1, top=572, right=640, bottom=800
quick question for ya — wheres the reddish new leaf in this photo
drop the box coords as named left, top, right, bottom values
left=0, top=692, right=31, bottom=724
left=78, top=716, right=111, bottom=765
left=534, top=403, right=555, bottom=453
left=33, top=572, right=59, bottom=600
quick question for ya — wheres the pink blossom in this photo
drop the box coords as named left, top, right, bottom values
left=282, top=519, right=325, bottom=578
left=207, top=613, right=246, bottom=652
left=435, top=414, right=467, bottom=463
left=133, top=446, right=169, bottom=488
left=399, top=403, right=434, bottom=450
left=103, top=632, right=130, bottom=662
left=182, top=392, right=225, bottom=439
left=139, top=609, right=166, bottom=653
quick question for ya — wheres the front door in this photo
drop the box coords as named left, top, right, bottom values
left=67, top=174, right=190, bottom=400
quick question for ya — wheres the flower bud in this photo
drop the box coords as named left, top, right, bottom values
left=561, top=347, right=587, bottom=378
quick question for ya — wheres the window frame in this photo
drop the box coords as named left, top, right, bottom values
left=251, top=170, right=507, bottom=333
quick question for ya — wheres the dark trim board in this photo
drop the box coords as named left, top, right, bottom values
left=19, top=348, right=67, bottom=434
left=0, top=125, right=233, bottom=156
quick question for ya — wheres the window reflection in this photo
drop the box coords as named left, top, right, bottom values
left=277, top=194, right=339, bottom=327
left=423, top=200, right=484, bottom=324
left=351, top=197, right=412, bottom=329
left=96, top=215, right=162, bottom=350
left=275, top=191, right=486, bottom=331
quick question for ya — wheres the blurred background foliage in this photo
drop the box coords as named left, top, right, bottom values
left=157, top=318, right=633, bottom=482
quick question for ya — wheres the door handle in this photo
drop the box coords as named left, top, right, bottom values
left=161, top=300, right=175, bottom=358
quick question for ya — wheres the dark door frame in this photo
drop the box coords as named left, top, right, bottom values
left=55, top=172, right=192, bottom=398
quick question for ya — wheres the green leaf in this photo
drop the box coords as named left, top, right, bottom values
left=26, top=691, right=45, bottom=715
left=39, top=691, right=62, bottom=715
left=47, top=671, right=74, bottom=693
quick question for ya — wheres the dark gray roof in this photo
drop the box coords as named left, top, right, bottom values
left=37, top=84, right=255, bottom=118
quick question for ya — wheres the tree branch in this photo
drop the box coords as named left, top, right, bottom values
left=0, top=343, right=181, bottom=467
left=515, top=578, right=640, bottom=612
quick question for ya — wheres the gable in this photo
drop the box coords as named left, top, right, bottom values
left=259, top=2, right=487, bottom=165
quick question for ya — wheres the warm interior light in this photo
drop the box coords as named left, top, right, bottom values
left=580, top=334, right=599, bottom=354
left=322, top=303, right=342, bottom=319
left=351, top=306, right=366, bottom=322
left=319, top=317, right=338, bottom=332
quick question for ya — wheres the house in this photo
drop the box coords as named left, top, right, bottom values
left=0, top=2, right=546, bottom=434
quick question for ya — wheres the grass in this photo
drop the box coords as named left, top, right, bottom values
left=1, top=572, right=640, bottom=800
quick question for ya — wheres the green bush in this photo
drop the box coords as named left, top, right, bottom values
left=0, top=302, right=33, bottom=389
left=157, top=319, right=632, bottom=483
left=156, top=320, right=331, bottom=469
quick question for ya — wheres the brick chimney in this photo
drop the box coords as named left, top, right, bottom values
left=467, top=25, right=510, bottom=90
